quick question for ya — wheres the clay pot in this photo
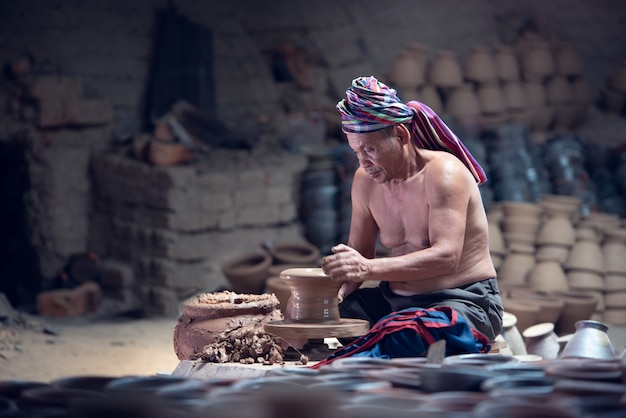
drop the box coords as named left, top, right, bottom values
left=535, top=244, right=570, bottom=264
left=537, top=214, right=575, bottom=246
left=605, top=291, right=626, bottom=308
left=266, top=241, right=320, bottom=265
left=564, top=233, right=605, bottom=275
left=602, top=229, right=626, bottom=274
left=524, top=81, right=547, bottom=107
left=417, top=84, right=444, bottom=114
left=605, top=273, right=626, bottom=292
left=567, top=270, right=604, bottom=291
left=477, top=81, right=506, bottom=114
left=560, top=320, right=617, bottom=360
left=264, top=276, right=291, bottom=312
left=280, top=267, right=342, bottom=323
left=222, top=251, right=272, bottom=294
left=502, top=81, right=527, bottom=111
left=464, top=46, right=498, bottom=83
left=507, top=289, right=565, bottom=324
left=554, top=43, right=583, bottom=76
left=604, top=308, right=626, bottom=325
left=389, top=48, right=427, bottom=88
left=521, top=41, right=555, bottom=80
left=551, top=290, right=599, bottom=335
left=498, top=250, right=535, bottom=286
left=445, top=84, right=482, bottom=118
left=493, top=46, right=520, bottom=81
left=428, top=51, right=464, bottom=88
left=173, top=291, right=282, bottom=360
left=502, top=297, right=540, bottom=332
left=528, top=254, right=569, bottom=293
left=523, top=322, right=560, bottom=360
left=546, top=76, right=573, bottom=105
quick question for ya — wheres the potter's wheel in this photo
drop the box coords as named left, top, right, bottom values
left=264, top=318, right=370, bottom=361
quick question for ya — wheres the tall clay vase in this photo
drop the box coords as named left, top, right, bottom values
left=173, top=292, right=282, bottom=360
left=560, top=320, right=617, bottom=359
left=281, top=267, right=342, bottom=323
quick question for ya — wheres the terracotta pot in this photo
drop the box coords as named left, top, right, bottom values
left=417, top=84, right=444, bottom=114
left=266, top=241, right=320, bottom=265
left=521, top=41, right=555, bottom=80
left=173, top=291, right=282, bottom=360
left=528, top=255, right=569, bottom=293
left=537, top=213, right=576, bottom=246
left=605, top=291, right=626, bottom=308
left=222, top=251, right=272, bottom=294
left=493, top=46, right=520, bottom=81
left=428, top=50, right=463, bottom=87
left=264, top=276, right=291, bottom=313
left=567, top=270, right=605, bottom=291
left=280, top=267, right=342, bottom=323
left=147, top=139, right=193, bottom=167
left=602, top=229, right=626, bottom=274
left=605, top=273, right=626, bottom=291
left=535, top=244, right=570, bottom=264
left=502, top=81, right=527, bottom=111
left=500, top=201, right=542, bottom=219
left=551, top=290, right=599, bottom=335
left=445, top=83, right=481, bottom=120
left=508, top=289, right=565, bottom=324
left=477, top=81, right=506, bottom=114
left=464, top=46, right=498, bottom=83
left=554, top=43, right=583, bottom=76
left=546, top=76, right=573, bottom=105
left=560, top=320, right=617, bottom=360
left=499, top=251, right=535, bottom=286
left=564, top=234, right=605, bottom=274
left=522, top=322, right=560, bottom=360
left=389, top=48, right=427, bottom=88
left=502, top=297, right=540, bottom=332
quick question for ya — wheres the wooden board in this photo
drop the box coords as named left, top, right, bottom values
left=264, top=318, right=370, bottom=339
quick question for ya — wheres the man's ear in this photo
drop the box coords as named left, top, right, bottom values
left=395, top=124, right=411, bottom=144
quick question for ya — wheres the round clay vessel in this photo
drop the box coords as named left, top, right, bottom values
left=523, top=322, right=560, bottom=360
left=173, top=291, right=282, bottom=360
left=280, top=267, right=342, bottom=323
left=222, top=251, right=272, bottom=294
left=267, top=241, right=320, bottom=265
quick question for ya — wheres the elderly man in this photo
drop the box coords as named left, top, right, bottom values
left=321, top=76, right=503, bottom=347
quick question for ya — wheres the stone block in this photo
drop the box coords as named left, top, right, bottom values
left=36, top=281, right=102, bottom=318
left=99, top=259, right=135, bottom=288
left=65, top=98, right=114, bottom=126
left=237, top=205, right=281, bottom=226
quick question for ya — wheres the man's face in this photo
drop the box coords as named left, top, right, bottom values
left=346, top=127, right=403, bottom=183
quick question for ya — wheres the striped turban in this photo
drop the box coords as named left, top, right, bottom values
left=337, top=76, right=487, bottom=184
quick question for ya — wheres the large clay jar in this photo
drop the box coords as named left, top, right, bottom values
left=173, top=291, right=282, bottom=360
left=281, top=267, right=342, bottom=323
left=521, top=41, right=555, bottom=81
left=502, top=81, right=527, bottom=112
left=389, top=46, right=428, bottom=88
left=560, top=320, right=617, bottom=360
left=498, top=243, right=535, bottom=286
left=477, top=81, right=506, bottom=114
left=564, top=228, right=605, bottom=275
left=445, top=84, right=482, bottom=120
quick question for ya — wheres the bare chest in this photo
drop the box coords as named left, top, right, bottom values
left=368, top=185, right=429, bottom=250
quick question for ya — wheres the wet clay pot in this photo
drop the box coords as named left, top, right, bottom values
left=173, top=291, right=282, bottom=360
left=281, top=267, right=342, bottom=323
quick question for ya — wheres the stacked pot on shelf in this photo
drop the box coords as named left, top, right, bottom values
left=489, top=195, right=626, bottom=339
left=384, top=33, right=592, bottom=138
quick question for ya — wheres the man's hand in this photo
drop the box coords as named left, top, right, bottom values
left=322, top=243, right=371, bottom=283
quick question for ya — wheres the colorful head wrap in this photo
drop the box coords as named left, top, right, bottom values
left=336, top=76, right=487, bottom=184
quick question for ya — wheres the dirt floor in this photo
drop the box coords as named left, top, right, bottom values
left=0, top=314, right=182, bottom=383
left=1, top=309, right=625, bottom=384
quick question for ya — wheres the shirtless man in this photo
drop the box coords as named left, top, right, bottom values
left=321, top=76, right=503, bottom=342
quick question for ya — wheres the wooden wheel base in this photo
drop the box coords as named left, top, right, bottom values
left=264, top=318, right=370, bottom=340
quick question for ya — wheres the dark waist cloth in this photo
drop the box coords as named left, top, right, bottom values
left=339, top=277, right=503, bottom=341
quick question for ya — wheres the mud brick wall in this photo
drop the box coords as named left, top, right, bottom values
left=90, top=151, right=308, bottom=316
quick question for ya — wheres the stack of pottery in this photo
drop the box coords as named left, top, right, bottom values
left=476, top=81, right=507, bottom=130
left=563, top=225, right=606, bottom=320
left=503, top=288, right=565, bottom=330
left=602, top=228, right=626, bottom=325
left=488, top=218, right=507, bottom=270
left=535, top=204, right=577, bottom=264
left=499, top=201, right=542, bottom=247
left=498, top=241, right=535, bottom=287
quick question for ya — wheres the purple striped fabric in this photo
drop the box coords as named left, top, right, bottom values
left=337, top=76, right=487, bottom=184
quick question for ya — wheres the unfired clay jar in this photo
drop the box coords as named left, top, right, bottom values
left=280, top=267, right=342, bottom=323
left=173, top=291, right=282, bottom=360
left=428, top=50, right=464, bottom=87
left=523, top=322, right=560, bottom=360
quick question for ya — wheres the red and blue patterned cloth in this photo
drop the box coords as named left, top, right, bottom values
left=336, top=76, right=487, bottom=184
left=310, top=306, right=491, bottom=369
